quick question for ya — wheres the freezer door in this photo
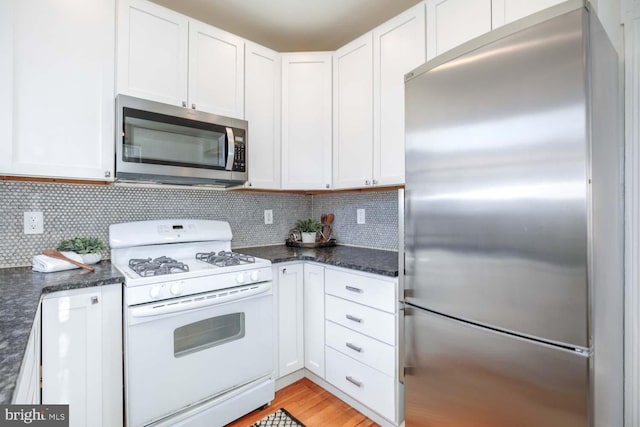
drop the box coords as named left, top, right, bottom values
left=404, top=306, right=589, bottom=427
left=404, top=9, right=589, bottom=347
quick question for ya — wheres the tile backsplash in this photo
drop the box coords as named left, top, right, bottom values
left=311, top=190, right=399, bottom=251
left=0, top=181, right=399, bottom=268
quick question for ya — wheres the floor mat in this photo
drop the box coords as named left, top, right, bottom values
left=252, top=408, right=305, bottom=427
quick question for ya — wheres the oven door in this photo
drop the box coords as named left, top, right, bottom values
left=125, top=284, right=273, bottom=427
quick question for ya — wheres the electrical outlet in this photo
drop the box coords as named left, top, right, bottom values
left=264, top=209, right=273, bottom=225
left=357, top=208, right=366, bottom=225
left=24, top=211, right=44, bottom=234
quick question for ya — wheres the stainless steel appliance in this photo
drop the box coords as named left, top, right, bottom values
left=115, top=95, right=248, bottom=187
left=110, top=220, right=273, bottom=427
left=402, top=2, right=623, bottom=426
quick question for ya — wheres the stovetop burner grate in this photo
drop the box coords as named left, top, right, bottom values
left=128, top=256, right=190, bottom=277
left=196, top=251, right=256, bottom=267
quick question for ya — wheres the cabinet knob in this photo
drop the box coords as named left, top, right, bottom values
left=247, top=182, right=252, bottom=187
left=191, top=103, right=196, bottom=109
left=372, top=179, right=378, bottom=185
left=365, top=180, right=371, bottom=185
left=182, top=101, right=187, bottom=107
left=282, top=268, right=287, bottom=274
left=104, top=171, right=111, bottom=178
left=325, top=184, right=330, bottom=189
left=90, top=296, right=99, bottom=304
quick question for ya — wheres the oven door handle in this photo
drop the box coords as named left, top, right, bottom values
left=129, top=282, right=271, bottom=319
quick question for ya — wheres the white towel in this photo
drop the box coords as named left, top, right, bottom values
left=32, top=251, right=84, bottom=273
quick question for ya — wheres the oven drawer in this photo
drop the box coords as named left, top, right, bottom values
left=325, top=294, right=395, bottom=345
left=326, top=347, right=395, bottom=422
left=325, top=268, right=396, bottom=313
left=325, top=320, right=395, bottom=376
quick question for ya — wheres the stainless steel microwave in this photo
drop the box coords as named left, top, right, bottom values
left=115, top=95, right=248, bottom=187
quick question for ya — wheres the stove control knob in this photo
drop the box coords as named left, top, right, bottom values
left=170, top=282, right=183, bottom=296
left=149, top=286, right=161, bottom=299
left=236, top=273, right=245, bottom=284
left=250, top=271, right=259, bottom=282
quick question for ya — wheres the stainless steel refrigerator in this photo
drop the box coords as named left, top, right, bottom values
left=402, top=1, right=623, bottom=426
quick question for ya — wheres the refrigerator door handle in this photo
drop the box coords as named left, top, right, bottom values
left=399, top=304, right=406, bottom=384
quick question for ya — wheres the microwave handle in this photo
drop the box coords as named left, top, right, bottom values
left=225, top=127, right=235, bottom=171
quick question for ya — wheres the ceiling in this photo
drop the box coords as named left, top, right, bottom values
left=150, top=0, right=423, bottom=52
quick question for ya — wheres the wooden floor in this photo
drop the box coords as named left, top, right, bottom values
left=226, top=378, right=379, bottom=427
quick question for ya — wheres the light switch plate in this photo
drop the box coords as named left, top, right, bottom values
left=357, top=208, right=365, bottom=225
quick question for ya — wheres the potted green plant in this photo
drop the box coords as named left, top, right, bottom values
left=57, top=237, right=105, bottom=264
left=295, top=218, right=322, bottom=243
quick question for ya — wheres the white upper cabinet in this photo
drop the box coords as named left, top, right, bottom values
left=117, top=0, right=188, bottom=107
left=245, top=42, right=281, bottom=190
left=426, top=0, right=492, bottom=60
left=492, top=0, right=566, bottom=28
left=117, top=0, right=244, bottom=119
left=0, top=0, right=115, bottom=181
left=333, top=3, right=425, bottom=189
left=373, top=2, right=426, bottom=186
left=188, top=20, right=244, bottom=118
left=333, top=34, right=374, bottom=189
left=281, top=53, right=333, bottom=190
left=427, top=0, right=566, bottom=60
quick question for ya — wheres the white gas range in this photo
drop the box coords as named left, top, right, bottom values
left=110, top=219, right=274, bottom=427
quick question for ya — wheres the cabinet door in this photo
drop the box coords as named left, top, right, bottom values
left=0, top=0, right=115, bottom=181
left=12, top=304, right=41, bottom=404
left=42, top=289, right=103, bottom=426
left=304, top=264, right=325, bottom=378
left=492, top=0, right=565, bottom=28
left=277, top=264, right=304, bottom=377
left=281, top=53, right=333, bottom=190
left=117, top=0, right=188, bottom=107
left=42, top=284, right=122, bottom=427
left=245, top=42, right=281, bottom=189
left=373, top=3, right=426, bottom=187
left=426, top=0, right=491, bottom=60
left=333, top=34, right=374, bottom=189
left=188, top=20, right=244, bottom=119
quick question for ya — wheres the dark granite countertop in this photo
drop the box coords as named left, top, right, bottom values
left=0, top=245, right=397, bottom=404
left=0, top=261, right=124, bottom=404
left=237, top=245, right=399, bottom=277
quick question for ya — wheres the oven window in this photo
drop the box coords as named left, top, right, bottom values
left=123, top=107, right=227, bottom=170
left=173, top=312, right=245, bottom=358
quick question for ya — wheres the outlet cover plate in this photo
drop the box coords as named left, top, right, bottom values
left=264, top=209, right=273, bottom=225
left=24, top=211, right=44, bottom=234
left=357, top=208, right=365, bottom=225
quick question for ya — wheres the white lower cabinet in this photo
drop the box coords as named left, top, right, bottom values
left=324, top=267, right=400, bottom=425
left=275, top=262, right=401, bottom=425
left=41, top=284, right=123, bottom=427
left=12, top=304, right=41, bottom=404
left=303, top=264, right=325, bottom=377
left=276, top=264, right=304, bottom=377
left=326, top=347, right=396, bottom=421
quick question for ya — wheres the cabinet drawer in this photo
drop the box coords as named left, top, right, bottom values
left=325, top=268, right=396, bottom=313
left=325, top=295, right=395, bottom=345
left=326, top=320, right=395, bottom=376
left=326, top=347, right=395, bottom=422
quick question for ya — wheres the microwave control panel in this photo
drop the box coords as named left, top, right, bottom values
left=232, top=131, right=246, bottom=172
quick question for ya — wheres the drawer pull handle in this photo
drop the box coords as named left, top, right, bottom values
left=346, top=314, right=363, bottom=323
left=346, top=342, right=362, bottom=353
left=345, top=285, right=363, bottom=293
left=346, top=376, right=363, bottom=388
